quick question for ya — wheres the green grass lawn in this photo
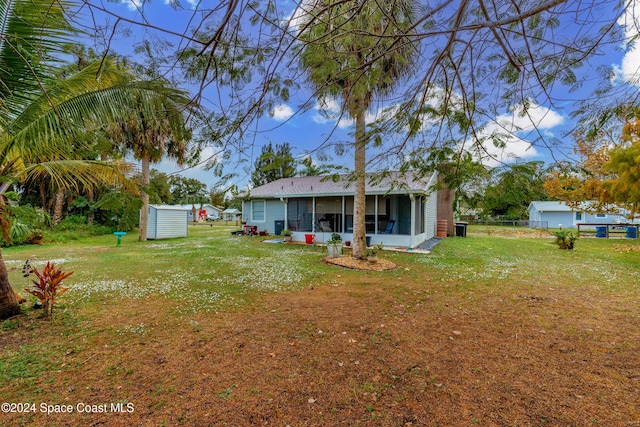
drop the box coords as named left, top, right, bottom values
left=1, top=224, right=639, bottom=425
left=2, top=224, right=638, bottom=316
left=3, top=224, right=334, bottom=314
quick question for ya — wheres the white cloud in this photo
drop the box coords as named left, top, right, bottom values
left=312, top=97, right=353, bottom=128
left=613, top=0, right=640, bottom=85
left=121, top=0, right=144, bottom=11
left=284, top=0, right=315, bottom=31
left=475, top=103, right=564, bottom=166
left=312, top=97, right=396, bottom=129
left=311, top=90, right=564, bottom=168
left=271, top=104, right=295, bottom=121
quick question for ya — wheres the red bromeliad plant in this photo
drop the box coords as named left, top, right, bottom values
left=24, top=262, right=73, bottom=319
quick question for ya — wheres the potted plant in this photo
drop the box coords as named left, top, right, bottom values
left=365, top=244, right=383, bottom=263
left=326, top=232, right=343, bottom=258
left=281, top=229, right=293, bottom=243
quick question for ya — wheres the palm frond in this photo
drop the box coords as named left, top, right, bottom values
left=2, top=59, right=194, bottom=164
left=17, top=159, right=139, bottom=195
left=0, top=0, right=74, bottom=118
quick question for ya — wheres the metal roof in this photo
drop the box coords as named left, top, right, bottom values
left=528, top=201, right=575, bottom=212
left=148, top=204, right=191, bottom=211
left=245, top=171, right=437, bottom=198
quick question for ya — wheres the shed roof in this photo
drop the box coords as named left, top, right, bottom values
left=172, top=204, right=221, bottom=211
left=528, top=201, right=575, bottom=212
left=246, top=171, right=437, bottom=198
left=149, top=204, right=191, bottom=211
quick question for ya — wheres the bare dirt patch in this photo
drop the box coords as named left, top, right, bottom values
left=2, top=273, right=639, bottom=427
left=324, top=255, right=397, bottom=271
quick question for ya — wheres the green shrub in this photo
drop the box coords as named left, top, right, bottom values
left=553, top=230, right=578, bottom=250
left=0, top=205, right=50, bottom=247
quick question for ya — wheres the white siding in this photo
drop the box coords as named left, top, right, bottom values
left=425, top=190, right=438, bottom=240
left=146, top=206, right=188, bottom=239
left=244, top=199, right=287, bottom=234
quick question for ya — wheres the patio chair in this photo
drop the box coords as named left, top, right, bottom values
left=381, top=220, right=395, bottom=234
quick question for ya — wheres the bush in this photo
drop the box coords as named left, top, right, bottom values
left=0, top=205, right=50, bottom=247
left=554, top=230, right=578, bottom=250
left=24, top=262, right=73, bottom=319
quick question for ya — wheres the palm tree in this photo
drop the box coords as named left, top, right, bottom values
left=0, top=0, right=196, bottom=319
left=298, top=0, right=418, bottom=259
left=105, top=84, right=194, bottom=241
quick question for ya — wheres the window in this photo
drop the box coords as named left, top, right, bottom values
left=576, top=212, right=582, bottom=221
left=252, top=200, right=265, bottom=222
left=596, top=213, right=606, bottom=218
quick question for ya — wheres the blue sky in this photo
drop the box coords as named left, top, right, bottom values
left=77, top=0, right=640, bottom=191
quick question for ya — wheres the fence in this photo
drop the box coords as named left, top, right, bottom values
left=469, top=220, right=548, bottom=230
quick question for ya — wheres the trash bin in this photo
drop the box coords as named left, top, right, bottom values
left=305, top=234, right=314, bottom=244
left=455, top=223, right=467, bottom=237
left=275, top=220, right=284, bottom=236
left=626, top=225, right=638, bottom=238
left=365, top=236, right=372, bottom=247
left=595, top=226, right=607, bottom=238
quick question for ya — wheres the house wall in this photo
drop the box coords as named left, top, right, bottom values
left=202, top=205, right=222, bottom=219
left=147, top=208, right=188, bottom=239
left=244, top=190, right=436, bottom=248
left=540, top=211, right=575, bottom=229
left=425, top=190, right=438, bottom=240
left=243, top=199, right=286, bottom=234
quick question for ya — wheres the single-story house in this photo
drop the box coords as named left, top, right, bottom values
left=173, top=204, right=222, bottom=221
left=145, top=205, right=189, bottom=239
left=528, top=201, right=633, bottom=229
left=222, top=208, right=241, bottom=221
left=241, top=171, right=447, bottom=249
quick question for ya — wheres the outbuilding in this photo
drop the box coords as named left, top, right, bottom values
left=528, top=201, right=632, bottom=229
left=145, top=205, right=189, bottom=239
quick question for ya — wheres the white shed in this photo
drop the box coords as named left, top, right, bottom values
left=145, top=205, right=189, bottom=239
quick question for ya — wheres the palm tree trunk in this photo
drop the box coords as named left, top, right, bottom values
left=40, top=179, right=47, bottom=210
left=138, top=155, right=150, bottom=242
left=52, top=188, right=65, bottom=225
left=0, top=249, right=21, bottom=320
left=352, top=100, right=367, bottom=260
left=86, top=187, right=94, bottom=226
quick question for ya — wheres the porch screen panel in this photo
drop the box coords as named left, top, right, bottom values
left=287, top=198, right=313, bottom=231
left=376, top=197, right=392, bottom=234
left=315, top=197, right=342, bottom=233
left=397, top=196, right=412, bottom=235
left=414, top=195, right=425, bottom=234
left=345, top=197, right=354, bottom=232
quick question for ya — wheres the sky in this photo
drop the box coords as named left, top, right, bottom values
left=77, top=0, right=640, bottom=192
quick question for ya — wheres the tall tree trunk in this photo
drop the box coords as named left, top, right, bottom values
left=40, top=179, right=47, bottom=210
left=138, top=155, right=150, bottom=242
left=0, top=249, right=20, bottom=320
left=86, top=187, right=94, bottom=226
left=352, top=100, right=368, bottom=260
left=52, top=188, right=65, bottom=226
